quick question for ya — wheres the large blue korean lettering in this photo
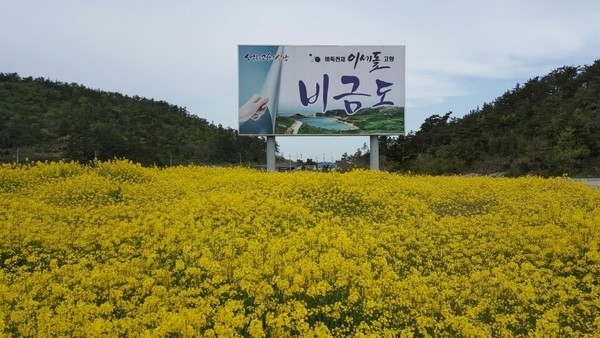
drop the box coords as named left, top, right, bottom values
left=333, top=76, right=371, bottom=115
left=372, top=79, right=394, bottom=107
left=298, top=74, right=329, bottom=111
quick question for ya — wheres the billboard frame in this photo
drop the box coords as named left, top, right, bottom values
left=238, top=45, right=405, bottom=137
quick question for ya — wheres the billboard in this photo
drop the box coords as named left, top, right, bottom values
left=238, top=45, right=405, bottom=136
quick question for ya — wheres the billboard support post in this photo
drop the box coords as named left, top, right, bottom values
left=266, top=136, right=276, bottom=171
left=370, top=135, right=379, bottom=171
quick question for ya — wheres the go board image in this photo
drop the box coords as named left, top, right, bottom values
left=238, top=45, right=405, bottom=136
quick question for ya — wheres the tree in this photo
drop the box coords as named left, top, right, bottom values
left=384, top=59, right=600, bottom=176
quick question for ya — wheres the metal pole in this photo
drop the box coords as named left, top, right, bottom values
left=370, top=135, right=379, bottom=171
left=266, top=136, right=276, bottom=172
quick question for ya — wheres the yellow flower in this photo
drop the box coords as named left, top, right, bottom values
left=1, top=160, right=599, bottom=336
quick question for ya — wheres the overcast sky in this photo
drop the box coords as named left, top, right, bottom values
left=2, top=0, right=599, bottom=162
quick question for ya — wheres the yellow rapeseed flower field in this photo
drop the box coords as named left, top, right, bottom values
left=1, top=160, right=599, bottom=337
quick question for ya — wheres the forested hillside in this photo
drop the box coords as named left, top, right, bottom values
left=3, top=59, right=600, bottom=176
left=383, top=60, right=600, bottom=177
left=0, top=73, right=267, bottom=166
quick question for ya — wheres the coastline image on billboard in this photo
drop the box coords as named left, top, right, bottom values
left=238, top=45, right=405, bottom=136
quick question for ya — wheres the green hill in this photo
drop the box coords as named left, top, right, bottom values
left=383, top=60, right=600, bottom=177
left=4, top=60, right=600, bottom=176
left=0, top=73, right=267, bottom=166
